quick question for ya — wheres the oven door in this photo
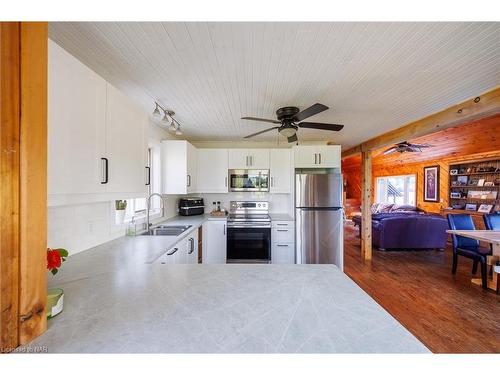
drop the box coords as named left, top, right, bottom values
left=229, top=170, right=270, bottom=192
left=227, top=225, right=271, bottom=263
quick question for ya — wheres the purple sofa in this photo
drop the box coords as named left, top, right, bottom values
left=371, top=213, right=448, bottom=250
left=352, top=204, right=448, bottom=250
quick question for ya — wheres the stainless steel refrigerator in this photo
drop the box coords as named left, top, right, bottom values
left=295, top=170, right=344, bottom=269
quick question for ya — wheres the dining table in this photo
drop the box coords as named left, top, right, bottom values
left=446, top=229, right=500, bottom=291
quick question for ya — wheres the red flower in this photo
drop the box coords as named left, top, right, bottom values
left=47, top=249, right=62, bottom=270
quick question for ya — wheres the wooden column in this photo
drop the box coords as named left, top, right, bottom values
left=0, top=22, right=21, bottom=353
left=361, top=150, right=372, bottom=260
left=19, top=22, right=48, bottom=345
left=0, top=22, right=47, bottom=351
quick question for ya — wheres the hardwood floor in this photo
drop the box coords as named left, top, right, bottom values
left=343, top=222, right=500, bottom=353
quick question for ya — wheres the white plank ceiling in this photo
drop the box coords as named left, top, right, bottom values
left=48, top=22, right=500, bottom=148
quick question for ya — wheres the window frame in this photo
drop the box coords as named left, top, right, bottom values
left=375, top=174, right=417, bottom=206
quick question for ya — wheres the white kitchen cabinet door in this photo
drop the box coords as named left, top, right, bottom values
left=228, top=149, right=269, bottom=169
left=294, top=145, right=341, bottom=168
left=162, top=140, right=197, bottom=194
left=202, top=220, right=227, bottom=264
left=48, top=40, right=106, bottom=196
left=186, top=230, right=199, bottom=264
left=186, top=142, right=197, bottom=194
left=272, top=243, right=295, bottom=264
left=270, top=149, right=292, bottom=193
left=197, top=149, right=228, bottom=193
left=105, top=83, right=147, bottom=194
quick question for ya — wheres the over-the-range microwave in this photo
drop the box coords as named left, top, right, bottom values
left=228, top=169, right=270, bottom=192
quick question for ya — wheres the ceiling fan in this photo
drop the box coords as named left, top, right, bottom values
left=383, top=141, right=434, bottom=155
left=241, top=103, right=344, bottom=143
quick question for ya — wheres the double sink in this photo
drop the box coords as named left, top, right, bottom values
left=141, top=224, right=192, bottom=236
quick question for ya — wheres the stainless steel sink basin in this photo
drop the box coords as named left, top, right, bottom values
left=141, top=225, right=192, bottom=236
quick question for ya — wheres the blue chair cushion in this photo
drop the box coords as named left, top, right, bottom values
left=484, top=214, right=500, bottom=230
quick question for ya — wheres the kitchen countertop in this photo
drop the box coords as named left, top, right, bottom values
left=270, top=213, right=294, bottom=221
left=23, top=214, right=428, bottom=353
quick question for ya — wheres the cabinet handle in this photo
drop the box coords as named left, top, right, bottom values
left=223, top=224, right=226, bottom=235
left=277, top=244, right=289, bottom=247
left=319, top=153, right=322, bottom=165
left=277, top=223, right=288, bottom=226
left=225, top=176, right=228, bottom=187
left=250, top=156, right=254, bottom=166
left=314, top=153, right=317, bottom=165
left=246, top=156, right=249, bottom=167
left=271, top=176, right=274, bottom=187
left=101, top=158, right=109, bottom=184
left=167, top=247, right=178, bottom=256
left=187, top=174, right=191, bottom=187
left=277, top=229, right=288, bottom=232
left=145, top=166, right=151, bottom=186
left=188, top=238, right=195, bottom=254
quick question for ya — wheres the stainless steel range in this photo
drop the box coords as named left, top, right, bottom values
left=227, top=201, right=271, bottom=263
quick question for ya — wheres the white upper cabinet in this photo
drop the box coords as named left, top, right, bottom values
left=48, top=40, right=106, bottom=196
left=270, top=149, right=292, bottom=193
left=48, top=41, right=147, bottom=205
left=228, top=149, right=270, bottom=169
left=105, top=83, right=147, bottom=194
left=197, top=149, right=228, bottom=193
left=162, top=140, right=197, bottom=194
left=294, top=145, right=341, bottom=168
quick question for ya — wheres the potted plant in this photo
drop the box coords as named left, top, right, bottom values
left=46, top=247, right=68, bottom=318
left=115, top=199, right=127, bottom=224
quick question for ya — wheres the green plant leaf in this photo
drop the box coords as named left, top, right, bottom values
left=57, top=248, right=69, bottom=257
left=51, top=268, right=58, bottom=275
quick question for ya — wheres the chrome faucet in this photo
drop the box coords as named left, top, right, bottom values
left=146, top=193, right=166, bottom=230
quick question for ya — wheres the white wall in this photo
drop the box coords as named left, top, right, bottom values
left=47, top=121, right=180, bottom=256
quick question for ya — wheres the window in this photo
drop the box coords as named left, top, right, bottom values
left=376, top=174, right=416, bottom=206
left=124, top=147, right=162, bottom=220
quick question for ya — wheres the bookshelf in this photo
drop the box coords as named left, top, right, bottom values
left=447, top=158, right=500, bottom=214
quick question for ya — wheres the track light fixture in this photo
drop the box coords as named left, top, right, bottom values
left=152, top=102, right=182, bottom=135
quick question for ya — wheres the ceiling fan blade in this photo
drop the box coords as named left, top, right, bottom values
left=411, top=143, right=433, bottom=148
left=287, top=134, right=298, bottom=143
left=383, top=147, right=398, bottom=155
left=243, top=126, right=280, bottom=139
left=293, top=103, right=329, bottom=122
left=298, top=122, right=344, bottom=131
left=241, top=116, right=281, bottom=124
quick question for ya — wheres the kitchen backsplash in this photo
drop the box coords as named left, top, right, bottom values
left=195, top=192, right=293, bottom=214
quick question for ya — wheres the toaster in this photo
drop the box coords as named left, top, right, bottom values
left=178, top=197, right=205, bottom=216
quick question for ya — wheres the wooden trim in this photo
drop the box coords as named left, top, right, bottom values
left=18, top=22, right=48, bottom=345
left=361, top=150, right=372, bottom=260
left=341, top=86, right=500, bottom=158
left=0, top=22, right=21, bottom=353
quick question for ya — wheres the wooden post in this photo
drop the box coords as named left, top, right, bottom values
left=361, top=150, right=372, bottom=260
left=0, top=22, right=21, bottom=353
left=19, top=22, right=48, bottom=345
left=0, top=22, right=47, bottom=352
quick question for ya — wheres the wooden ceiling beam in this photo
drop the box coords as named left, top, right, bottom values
left=340, top=86, right=500, bottom=158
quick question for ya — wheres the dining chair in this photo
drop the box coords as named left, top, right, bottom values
left=483, top=213, right=500, bottom=230
left=447, top=214, right=492, bottom=289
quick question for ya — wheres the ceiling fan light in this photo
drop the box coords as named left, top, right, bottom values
left=168, top=121, right=177, bottom=132
left=152, top=103, right=161, bottom=119
left=175, top=126, right=182, bottom=136
left=279, top=127, right=296, bottom=138
left=162, top=112, right=172, bottom=125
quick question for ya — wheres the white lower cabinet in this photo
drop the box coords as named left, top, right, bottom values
left=202, top=220, right=227, bottom=264
left=271, top=220, right=295, bottom=264
left=186, top=230, right=199, bottom=264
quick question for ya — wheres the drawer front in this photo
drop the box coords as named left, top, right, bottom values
left=272, top=220, right=294, bottom=229
left=272, top=227, right=294, bottom=243
left=272, top=243, right=295, bottom=264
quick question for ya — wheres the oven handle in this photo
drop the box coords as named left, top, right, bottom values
left=227, top=224, right=272, bottom=229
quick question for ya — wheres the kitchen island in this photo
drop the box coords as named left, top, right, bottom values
left=26, top=216, right=428, bottom=353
